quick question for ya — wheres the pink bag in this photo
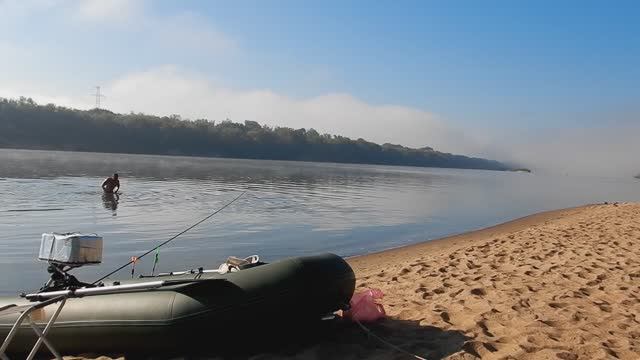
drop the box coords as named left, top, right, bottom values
left=344, top=288, right=386, bottom=322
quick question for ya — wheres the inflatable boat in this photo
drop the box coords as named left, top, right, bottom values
left=0, top=252, right=355, bottom=356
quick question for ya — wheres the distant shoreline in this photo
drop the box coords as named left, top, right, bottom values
left=0, top=146, right=512, bottom=173
left=0, top=98, right=513, bottom=172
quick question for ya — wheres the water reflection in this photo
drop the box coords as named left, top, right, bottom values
left=101, top=192, right=119, bottom=215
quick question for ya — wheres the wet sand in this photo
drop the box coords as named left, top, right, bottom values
left=68, top=202, right=640, bottom=359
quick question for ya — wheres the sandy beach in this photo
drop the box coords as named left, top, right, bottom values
left=343, top=202, right=640, bottom=360
left=67, top=202, right=640, bottom=360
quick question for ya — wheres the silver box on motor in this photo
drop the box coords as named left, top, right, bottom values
left=39, top=233, right=103, bottom=265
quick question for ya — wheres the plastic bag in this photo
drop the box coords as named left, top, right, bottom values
left=344, top=288, right=386, bottom=322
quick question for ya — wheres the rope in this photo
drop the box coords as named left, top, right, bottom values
left=92, top=191, right=246, bottom=284
left=354, top=318, right=427, bottom=360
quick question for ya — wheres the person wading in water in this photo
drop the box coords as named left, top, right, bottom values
left=101, top=173, right=120, bottom=194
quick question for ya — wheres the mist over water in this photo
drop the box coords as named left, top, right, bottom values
left=0, top=149, right=638, bottom=295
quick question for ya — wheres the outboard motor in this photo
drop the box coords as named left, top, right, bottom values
left=38, top=233, right=103, bottom=291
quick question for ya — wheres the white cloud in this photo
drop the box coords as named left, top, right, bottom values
left=75, top=0, right=143, bottom=23
left=0, top=0, right=236, bottom=55
left=0, top=0, right=63, bottom=25
left=8, top=93, right=83, bottom=108
left=102, top=66, right=481, bottom=154
left=71, top=2, right=236, bottom=54
left=0, top=0, right=62, bottom=13
left=0, top=84, right=91, bottom=109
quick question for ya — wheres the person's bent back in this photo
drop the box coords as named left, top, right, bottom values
left=102, top=173, right=120, bottom=193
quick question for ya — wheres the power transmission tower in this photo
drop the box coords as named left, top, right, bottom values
left=91, top=86, right=105, bottom=109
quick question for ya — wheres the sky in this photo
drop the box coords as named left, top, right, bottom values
left=0, top=0, right=638, bottom=176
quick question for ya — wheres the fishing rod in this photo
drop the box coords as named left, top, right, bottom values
left=92, top=191, right=246, bottom=285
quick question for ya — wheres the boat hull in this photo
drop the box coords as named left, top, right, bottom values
left=0, top=253, right=355, bottom=355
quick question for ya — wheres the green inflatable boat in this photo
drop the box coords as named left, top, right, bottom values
left=0, top=253, right=355, bottom=356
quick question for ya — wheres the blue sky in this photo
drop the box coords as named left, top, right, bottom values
left=0, top=0, right=638, bottom=175
left=161, top=1, right=640, bottom=125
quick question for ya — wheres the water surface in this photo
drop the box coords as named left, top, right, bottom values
left=1, top=149, right=638, bottom=294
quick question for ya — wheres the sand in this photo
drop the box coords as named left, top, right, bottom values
left=67, top=202, right=640, bottom=359
left=343, top=202, right=640, bottom=360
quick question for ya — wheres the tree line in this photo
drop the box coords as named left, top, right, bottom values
left=0, top=97, right=511, bottom=171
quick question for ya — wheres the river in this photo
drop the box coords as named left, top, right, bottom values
left=1, top=149, right=638, bottom=294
